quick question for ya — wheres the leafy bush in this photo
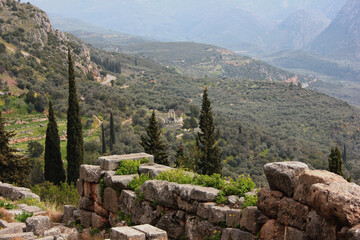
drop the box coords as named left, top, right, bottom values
left=215, top=191, right=227, bottom=204
left=115, top=160, right=140, bottom=175
left=139, top=157, right=150, bottom=164
left=193, top=174, right=225, bottom=189
left=0, top=200, right=17, bottom=209
left=15, top=211, right=33, bottom=222
left=128, top=174, right=151, bottom=193
left=155, top=169, right=193, bottom=184
left=99, top=178, right=105, bottom=200
left=30, top=181, right=80, bottom=207
left=242, top=194, right=258, bottom=209
left=117, top=211, right=133, bottom=226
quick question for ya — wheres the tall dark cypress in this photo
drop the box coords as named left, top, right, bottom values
left=328, top=146, right=343, bottom=176
left=140, top=110, right=169, bottom=165
left=110, top=112, right=115, bottom=152
left=101, top=123, right=106, bottom=154
left=66, top=50, right=84, bottom=184
left=196, top=88, right=222, bottom=175
left=342, top=144, right=347, bottom=163
left=44, top=101, right=66, bottom=185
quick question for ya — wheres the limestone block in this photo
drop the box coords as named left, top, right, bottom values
left=256, top=188, right=284, bottom=219
left=240, top=206, right=267, bottom=234
left=260, top=219, right=285, bottom=240
left=156, top=211, right=185, bottom=240
left=133, top=201, right=157, bottom=225
left=294, top=169, right=347, bottom=205
left=138, top=180, right=178, bottom=208
left=284, top=226, right=306, bottom=240
left=208, top=205, right=230, bottom=224
left=110, top=174, right=138, bottom=190
left=277, top=197, right=309, bottom=231
left=0, top=223, right=23, bottom=235
left=309, top=181, right=360, bottom=226
left=22, top=206, right=44, bottom=215
left=91, top=183, right=102, bottom=204
left=103, top=187, right=119, bottom=213
left=79, top=210, right=93, bottom=228
left=62, top=205, right=76, bottom=224
left=38, top=237, right=54, bottom=240
left=79, top=196, right=94, bottom=211
left=79, top=165, right=104, bottom=183
left=263, top=161, right=309, bottom=197
left=306, top=210, right=336, bottom=240
left=177, top=197, right=198, bottom=213
left=104, top=171, right=116, bottom=187
left=119, top=190, right=137, bottom=215
left=138, top=163, right=173, bottom=178
left=43, top=228, right=61, bottom=237
left=25, top=216, right=50, bottom=236
left=99, top=153, right=154, bottom=171
left=133, top=224, right=168, bottom=240
left=76, top=179, right=84, bottom=196
left=220, top=228, right=253, bottom=240
left=92, top=213, right=108, bottom=229
left=0, top=232, right=36, bottom=240
left=0, top=182, right=40, bottom=200
left=84, top=181, right=92, bottom=198
left=225, top=208, right=241, bottom=228
left=196, top=202, right=216, bottom=220
left=178, top=184, right=219, bottom=202
left=110, top=226, right=146, bottom=240
left=185, top=215, right=221, bottom=240
left=227, top=195, right=240, bottom=205
left=94, top=201, right=109, bottom=218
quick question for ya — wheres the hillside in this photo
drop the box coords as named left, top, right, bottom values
left=1, top=0, right=360, bottom=186
left=308, top=0, right=360, bottom=62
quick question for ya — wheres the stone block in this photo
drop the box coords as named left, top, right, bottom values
left=225, top=208, right=241, bottom=228
left=38, top=237, right=54, bottom=240
left=277, top=197, right=309, bottom=230
left=94, top=201, right=109, bottom=218
left=103, top=187, right=119, bottom=213
left=284, top=226, right=306, bottom=240
left=79, top=196, right=94, bottom=211
left=0, top=182, right=40, bottom=200
left=306, top=210, right=336, bottom=240
left=22, top=206, right=44, bottom=215
left=62, top=205, right=76, bottom=224
left=220, top=228, right=253, bottom=240
left=133, top=224, right=168, bottom=240
left=208, top=205, right=230, bottom=224
left=240, top=206, right=267, bottom=234
left=197, top=202, right=216, bottom=220
left=294, top=169, right=347, bottom=205
left=91, top=183, right=102, bottom=204
left=92, top=213, right=108, bottom=229
left=76, top=179, right=84, bottom=196
left=260, top=219, right=285, bottom=240
left=139, top=180, right=178, bottom=208
left=133, top=201, right=157, bottom=225
left=110, top=174, right=138, bottom=190
left=138, top=163, right=173, bottom=178
left=343, top=224, right=360, bottom=240
left=263, top=161, right=309, bottom=197
left=227, top=195, right=240, bottom=205
left=178, top=184, right=219, bottom=202
left=110, top=226, right=146, bottom=240
left=0, top=224, right=23, bottom=235
left=99, top=153, right=154, bottom=171
left=119, top=190, right=137, bottom=215
left=0, top=232, right=36, bottom=240
left=176, top=197, right=197, bottom=213
left=84, top=181, right=92, bottom=198
left=156, top=211, right=185, bottom=240
left=79, top=165, right=104, bottom=183
left=257, top=188, right=284, bottom=219
left=44, top=228, right=61, bottom=237
left=79, top=210, right=93, bottom=228
left=185, top=215, right=221, bottom=240
left=309, top=181, right=360, bottom=226
left=104, top=171, right=116, bottom=187
left=25, top=216, right=50, bottom=236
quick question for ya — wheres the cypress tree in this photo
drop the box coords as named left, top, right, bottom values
left=140, top=110, right=169, bottom=165
left=101, top=123, right=106, bottom=154
left=44, top=101, right=66, bottom=185
left=342, top=144, right=347, bottom=163
left=0, top=112, right=33, bottom=186
left=110, top=112, right=115, bottom=152
left=66, top=50, right=84, bottom=184
left=196, top=88, right=222, bottom=175
left=328, top=146, right=343, bottom=176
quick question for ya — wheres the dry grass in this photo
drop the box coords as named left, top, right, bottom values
left=43, top=200, right=63, bottom=223
left=0, top=207, right=14, bottom=223
left=79, top=233, right=104, bottom=240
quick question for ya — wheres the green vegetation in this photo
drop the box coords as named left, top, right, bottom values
left=15, top=211, right=33, bottom=222
left=15, top=198, right=45, bottom=210
left=204, top=230, right=222, bottom=240
left=0, top=200, right=17, bottom=209
left=328, top=146, right=343, bottom=177
left=128, top=174, right=151, bottom=193
left=27, top=141, right=44, bottom=157
left=115, top=159, right=141, bottom=175
left=110, top=112, right=115, bottom=152
left=117, top=211, right=133, bottom=226
left=242, top=194, right=258, bottom=208
left=99, top=178, right=105, bottom=200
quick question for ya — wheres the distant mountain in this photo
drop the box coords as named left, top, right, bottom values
left=308, top=0, right=360, bottom=62
left=267, top=9, right=330, bottom=50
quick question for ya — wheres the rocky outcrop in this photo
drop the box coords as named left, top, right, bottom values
left=0, top=182, right=40, bottom=200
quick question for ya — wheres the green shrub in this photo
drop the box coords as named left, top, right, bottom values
left=15, top=211, right=33, bottom=222
left=204, top=230, right=222, bottom=240
left=139, top=157, right=150, bottom=164
left=215, top=191, right=227, bottom=204
left=0, top=200, right=17, bottom=209
left=115, top=160, right=140, bottom=175
left=128, top=174, right=151, bottom=193
left=30, top=181, right=80, bottom=207
left=155, top=169, right=193, bottom=184
left=222, top=176, right=256, bottom=197
left=118, top=211, right=133, bottom=226
left=242, top=194, right=258, bottom=209
left=99, top=178, right=105, bottom=200
left=193, top=174, right=225, bottom=189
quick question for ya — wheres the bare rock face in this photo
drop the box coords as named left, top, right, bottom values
left=260, top=219, right=285, bottom=240
left=92, top=213, right=108, bottom=229
left=91, top=183, right=102, bottom=205
left=263, top=161, right=309, bottom=197
left=221, top=228, right=253, bottom=240
left=78, top=196, right=94, bottom=212
left=133, top=201, right=158, bottom=226
left=343, top=224, right=360, bottom=240
left=310, top=182, right=360, bottom=226
left=0, top=183, right=40, bottom=200
left=226, top=208, right=241, bottom=228
left=306, top=210, right=336, bottom=240
left=119, top=190, right=137, bottom=215
left=185, top=215, right=221, bottom=240
left=177, top=197, right=198, bottom=214
left=103, top=187, right=119, bottom=214
left=139, top=180, right=178, bottom=208
left=62, top=205, right=76, bottom=224
left=284, top=226, right=306, bottom=240
left=156, top=210, right=185, bottom=239
left=79, top=210, right=93, bottom=228
left=257, top=188, right=284, bottom=219
left=94, top=202, right=109, bottom=218
left=293, top=169, right=347, bottom=205
left=25, top=216, right=50, bottom=236
left=277, top=197, right=309, bottom=231
left=76, top=179, right=84, bottom=196
left=240, top=206, right=268, bottom=234
left=197, top=202, right=216, bottom=220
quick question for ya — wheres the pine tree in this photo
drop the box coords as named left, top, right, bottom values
left=196, top=88, right=222, bottom=175
left=0, top=112, right=33, bottom=186
left=140, top=110, right=169, bottom=165
left=110, top=112, right=115, bottom=152
left=44, top=101, right=66, bottom=185
left=328, top=146, right=343, bottom=176
left=66, top=50, right=84, bottom=184
left=101, top=123, right=106, bottom=154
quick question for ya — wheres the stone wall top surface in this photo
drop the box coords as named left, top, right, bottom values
left=99, top=153, right=154, bottom=171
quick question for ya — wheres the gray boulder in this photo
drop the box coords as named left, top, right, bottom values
left=99, top=153, right=154, bottom=171
left=110, top=226, right=145, bottom=240
left=221, top=228, right=253, bottom=240
left=139, top=180, right=178, bottom=208
left=62, top=205, right=76, bottom=224
left=25, top=216, right=50, bottom=236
